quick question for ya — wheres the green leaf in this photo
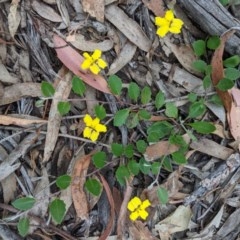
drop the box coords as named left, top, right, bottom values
left=128, top=160, right=140, bottom=175
left=138, top=109, right=151, bottom=120
left=151, top=162, right=161, bottom=175
left=108, top=75, right=122, bottom=95
left=124, top=144, right=134, bottom=158
left=49, top=199, right=66, bottom=224
left=136, top=140, right=147, bottom=154
left=188, top=101, right=206, bottom=118
left=163, top=156, right=173, bottom=172
left=157, top=187, right=168, bottom=204
left=56, top=175, right=71, bottom=190
left=189, top=121, right=216, bottom=134
left=207, top=36, right=220, bottom=50
left=18, top=218, right=29, bottom=237
left=94, top=105, right=106, bottom=120
left=165, top=102, right=178, bottom=118
left=224, top=68, right=240, bottom=80
left=128, top=82, right=140, bottom=102
left=205, top=65, right=212, bottom=75
left=57, top=101, right=71, bottom=116
left=139, top=158, right=151, bottom=174
left=192, top=40, right=206, bottom=57
left=188, top=93, right=197, bottom=103
left=111, top=143, right=124, bottom=157
left=12, top=197, right=36, bottom=210
left=203, top=74, right=212, bottom=89
left=223, top=55, right=240, bottom=68
left=192, top=60, right=207, bottom=73
left=92, top=151, right=106, bottom=168
left=219, top=0, right=229, bottom=6
left=41, top=81, right=55, bottom=97
left=141, top=86, right=152, bottom=104
left=171, top=151, right=187, bottom=164
left=216, top=78, right=234, bottom=91
left=113, top=108, right=130, bottom=127
left=126, top=112, right=139, bottom=129
left=72, top=76, right=86, bottom=96
left=155, top=91, right=165, bottom=109
left=169, top=134, right=187, bottom=148
left=209, top=95, right=223, bottom=106
left=85, top=178, right=102, bottom=196
left=116, top=165, right=130, bottom=186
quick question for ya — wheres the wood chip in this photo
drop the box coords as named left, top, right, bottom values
left=82, top=0, right=105, bottom=22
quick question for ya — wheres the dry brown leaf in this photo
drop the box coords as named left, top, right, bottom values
left=142, top=0, right=165, bottom=17
left=32, top=0, right=62, bottom=22
left=81, top=0, right=105, bottom=22
left=8, top=0, right=21, bottom=38
left=108, top=41, right=137, bottom=75
left=190, top=138, right=234, bottom=160
left=0, top=115, right=47, bottom=127
left=105, top=4, right=151, bottom=52
left=0, top=64, right=19, bottom=84
left=71, top=153, right=92, bottom=220
left=0, top=83, right=41, bottom=106
left=43, top=69, right=72, bottom=163
left=144, top=141, right=179, bottom=162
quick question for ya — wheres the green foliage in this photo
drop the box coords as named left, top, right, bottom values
left=85, top=178, right=102, bottom=196
left=49, top=199, right=66, bottom=224
left=163, top=156, right=173, bottom=172
left=189, top=121, right=216, bottom=134
left=41, top=81, right=55, bottom=97
left=136, top=140, right=147, bottom=153
left=72, top=76, right=86, bottom=96
left=216, top=78, right=234, bottom=91
left=165, top=102, right=178, bottom=118
left=92, top=151, right=106, bottom=168
left=108, top=75, right=122, bottom=95
left=139, top=158, right=152, bottom=174
left=209, top=95, right=223, bottom=105
left=188, top=93, right=197, bottom=102
left=192, top=60, right=207, bottom=73
left=128, top=82, right=140, bottom=102
left=111, top=143, right=124, bottom=156
left=219, top=0, right=229, bottom=6
left=188, top=101, right=206, bottom=118
left=141, top=86, right=152, bottom=104
left=128, top=160, right=140, bottom=175
left=223, top=55, right=240, bottom=67
left=203, top=74, right=212, bottom=89
left=57, top=101, right=71, bottom=116
left=56, top=175, right=71, bottom=190
left=192, top=40, right=206, bottom=57
left=155, top=91, right=165, bottom=109
left=116, top=165, right=130, bottom=185
left=171, top=151, right=187, bottom=164
left=206, top=36, right=220, bottom=50
left=94, top=105, right=106, bottom=120
left=113, top=108, right=130, bottom=127
left=124, top=144, right=134, bottom=158
left=224, top=68, right=240, bottom=80
left=151, top=162, right=161, bottom=175
left=157, top=187, right=168, bottom=204
left=169, top=134, right=187, bottom=149
left=18, top=217, right=29, bottom=237
left=12, top=197, right=36, bottom=210
left=126, top=112, right=139, bottom=129
left=138, top=109, right=151, bottom=120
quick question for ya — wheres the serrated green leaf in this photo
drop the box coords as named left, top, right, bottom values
left=111, top=143, right=124, bottom=157
left=141, top=86, right=152, bottom=104
left=189, top=121, right=216, bottom=134
left=12, top=197, right=36, bottom=210
left=188, top=93, right=197, bottom=102
left=57, top=101, right=71, bottom=116
left=49, top=199, right=66, bottom=224
left=192, top=40, right=206, bottom=57
left=128, top=82, right=140, bottom=102
left=155, top=91, right=165, bottom=109
left=94, top=105, right=106, bottom=120
left=113, top=108, right=130, bottom=127
left=108, top=75, right=122, bottom=95
left=126, top=112, right=139, bottom=129
left=116, top=165, right=130, bottom=186
left=192, top=60, right=207, bottom=73
left=138, top=109, right=151, bottom=120
left=207, top=36, right=220, bottom=50
left=92, top=151, right=106, bottom=168
left=165, top=102, right=178, bottom=118
left=169, top=134, right=187, bottom=148
left=85, top=178, right=102, bottom=196
left=171, top=151, right=187, bottom=164
left=224, top=68, right=240, bottom=80
left=157, top=187, right=168, bottom=204
left=223, top=55, right=240, bottom=68
left=128, top=159, right=140, bottom=175
left=139, top=158, right=151, bottom=174
left=188, top=101, right=206, bottom=118
left=124, top=144, right=134, bottom=158
left=18, top=218, right=29, bottom=237
left=151, top=162, right=161, bottom=175
left=56, top=175, right=71, bottom=190
left=216, top=78, right=234, bottom=91
left=136, top=140, right=147, bottom=153
left=209, top=95, right=223, bottom=106
left=72, top=76, right=86, bottom=96
left=41, top=81, right=55, bottom=97
left=203, top=74, right=212, bottom=89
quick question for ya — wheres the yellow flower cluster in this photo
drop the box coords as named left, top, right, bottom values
left=155, top=10, right=184, bottom=38
left=83, top=114, right=107, bottom=142
left=127, top=197, right=151, bottom=221
left=81, top=49, right=107, bottom=75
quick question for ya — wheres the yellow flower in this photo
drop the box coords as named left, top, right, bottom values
left=127, top=197, right=151, bottom=221
left=83, top=114, right=107, bottom=142
left=155, top=10, right=184, bottom=37
left=81, top=49, right=107, bottom=74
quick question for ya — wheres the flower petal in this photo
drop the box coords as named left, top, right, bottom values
left=141, top=200, right=151, bottom=209
left=83, top=127, right=92, bottom=138
left=155, top=17, right=169, bottom=27
left=129, top=211, right=139, bottom=221
left=83, top=52, right=91, bottom=59
left=96, top=123, right=107, bottom=133
left=92, top=49, right=102, bottom=60
left=91, top=118, right=100, bottom=128
left=127, top=197, right=141, bottom=211
left=97, top=58, right=107, bottom=69
left=165, top=10, right=174, bottom=21
left=139, top=209, right=149, bottom=220
left=90, top=64, right=101, bottom=74
left=169, top=19, right=184, bottom=34
left=83, top=114, right=93, bottom=126
left=81, top=59, right=92, bottom=70
left=156, top=26, right=169, bottom=37
left=90, top=130, right=99, bottom=142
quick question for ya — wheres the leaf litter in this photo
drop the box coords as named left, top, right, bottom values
left=1, top=0, right=240, bottom=239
